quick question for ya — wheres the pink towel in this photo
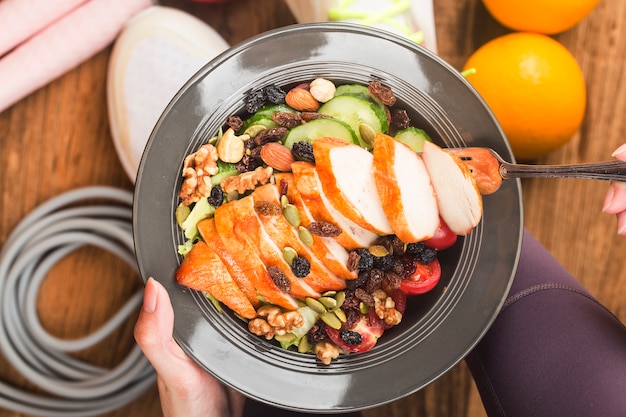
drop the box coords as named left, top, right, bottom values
left=0, top=0, right=88, bottom=57
left=0, top=0, right=153, bottom=113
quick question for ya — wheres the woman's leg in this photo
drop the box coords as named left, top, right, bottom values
left=466, top=230, right=626, bottom=417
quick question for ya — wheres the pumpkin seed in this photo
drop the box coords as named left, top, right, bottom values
left=322, top=291, right=337, bottom=297
left=282, top=247, right=298, bottom=265
left=280, top=194, right=289, bottom=208
left=321, top=311, right=342, bottom=329
left=298, top=335, right=312, bottom=353
left=318, top=296, right=337, bottom=310
left=334, top=291, right=346, bottom=309
left=298, top=226, right=314, bottom=246
left=283, top=203, right=301, bottom=227
left=359, top=123, right=377, bottom=146
left=368, top=244, right=389, bottom=257
left=175, top=203, right=191, bottom=227
left=333, top=307, right=347, bottom=323
left=359, top=302, right=369, bottom=314
left=305, top=297, right=327, bottom=314
left=243, top=124, right=267, bottom=138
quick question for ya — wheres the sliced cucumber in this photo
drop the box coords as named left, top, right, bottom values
left=318, top=95, right=388, bottom=149
left=335, top=84, right=382, bottom=106
left=283, top=117, right=358, bottom=150
left=394, top=127, right=432, bottom=152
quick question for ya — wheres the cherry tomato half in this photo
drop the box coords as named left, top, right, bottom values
left=399, top=258, right=441, bottom=295
left=324, top=310, right=384, bottom=353
left=424, top=220, right=457, bottom=250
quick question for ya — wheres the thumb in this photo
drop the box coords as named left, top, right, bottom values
left=134, top=277, right=194, bottom=376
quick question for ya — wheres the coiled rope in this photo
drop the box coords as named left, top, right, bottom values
left=0, top=186, right=155, bottom=417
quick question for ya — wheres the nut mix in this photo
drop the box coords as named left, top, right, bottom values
left=175, top=77, right=448, bottom=364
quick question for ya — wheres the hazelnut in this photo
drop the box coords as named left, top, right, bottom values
left=309, top=78, right=336, bottom=103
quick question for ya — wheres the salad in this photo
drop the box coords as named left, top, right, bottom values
left=174, top=78, right=482, bottom=364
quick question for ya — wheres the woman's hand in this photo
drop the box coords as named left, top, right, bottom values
left=134, top=278, right=245, bottom=417
left=603, top=144, right=626, bottom=235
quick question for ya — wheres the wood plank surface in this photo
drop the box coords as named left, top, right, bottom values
left=1, top=1, right=624, bottom=416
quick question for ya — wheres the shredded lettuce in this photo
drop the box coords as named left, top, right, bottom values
left=181, top=197, right=215, bottom=240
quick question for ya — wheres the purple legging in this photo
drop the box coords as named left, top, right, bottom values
left=244, top=230, right=626, bottom=416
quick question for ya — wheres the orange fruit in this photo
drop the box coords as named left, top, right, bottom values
left=462, top=32, right=586, bottom=161
left=482, top=0, right=600, bottom=34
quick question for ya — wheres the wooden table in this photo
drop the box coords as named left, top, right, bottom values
left=1, top=1, right=625, bottom=416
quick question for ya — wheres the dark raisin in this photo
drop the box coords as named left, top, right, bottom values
left=368, top=80, right=396, bottom=106
left=373, top=254, right=393, bottom=271
left=245, top=89, right=266, bottom=113
left=226, top=116, right=243, bottom=132
left=383, top=271, right=402, bottom=289
left=264, top=84, right=286, bottom=104
left=390, top=257, right=406, bottom=276
left=300, top=112, right=331, bottom=122
left=307, top=221, right=341, bottom=237
left=272, top=112, right=302, bottom=128
left=347, top=250, right=360, bottom=272
left=207, top=185, right=224, bottom=207
left=344, top=308, right=360, bottom=328
left=342, top=290, right=360, bottom=309
left=405, top=241, right=426, bottom=258
left=365, top=269, right=384, bottom=292
left=267, top=266, right=291, bottom=293
left=236, top=141, right=262, bottom=172
left=254, top=127, right=288, bottom=146
left=390, top=236, right=406, bottom=255
left=291, top=256, right=311, bottom=278
left=354, top=248, right=373, bottom=270
left=254, top=201, right=281, bottom=216
left=346, top=270, right=369, bottom=290
left=420, top=247, right=437, bottom=264
left=354, top=288, right=374, bottom=306
left=340, top=329, right=362, bottom=345
left=399, top=257, right=417, bottom=278
left=308, top=321, right=327, bottom=344
left=391, top=108, right=411, bottom=130
left=291, top=141, right=315, bottom=162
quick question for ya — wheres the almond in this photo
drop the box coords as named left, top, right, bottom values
left=285, top=88, right=320, bottom=112
left=260, top=142, right=295, bottom=172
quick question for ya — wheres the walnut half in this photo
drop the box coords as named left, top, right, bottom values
left=372, top=289, right=402, bottom=326
left=179, top=143, right=219, bottom=206
left=248, top=305, right=303, bottom=339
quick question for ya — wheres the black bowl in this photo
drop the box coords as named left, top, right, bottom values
left=133, top=22, right=523, bottom=413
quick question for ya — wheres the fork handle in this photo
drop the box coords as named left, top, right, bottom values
left=500, top=160, right=626, bottom=182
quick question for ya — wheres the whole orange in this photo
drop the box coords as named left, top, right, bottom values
left=463, top=32, right=586, bottom=161
left=482, top=0, right=600, bottom=34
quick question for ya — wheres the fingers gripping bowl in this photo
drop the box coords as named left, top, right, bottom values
left=133, top=23, right=523, bottom=412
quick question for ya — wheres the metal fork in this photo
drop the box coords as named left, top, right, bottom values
left=450, top=147, right=626, bottom=182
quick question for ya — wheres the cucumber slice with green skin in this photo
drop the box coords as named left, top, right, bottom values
left=318, top=95, right=389, bottom=149
left=335, top=84, right=382, bottom=105
left=283, top=117, right=359, bottom=150
left=394, top=127, right=432, bottom=152
left=239, top=104, right=295, bottom=132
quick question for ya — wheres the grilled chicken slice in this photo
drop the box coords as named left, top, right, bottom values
left=274, top=173, right=357, bottom=279
left=421, top=141, right=482, bottom=235
left=291, top=161, right=378, bottom=250
left=252, top=183, right=346, bottom=292
left=372, top=133, right=439, bottom=242
left=313, top=137, right=394, bottom=235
